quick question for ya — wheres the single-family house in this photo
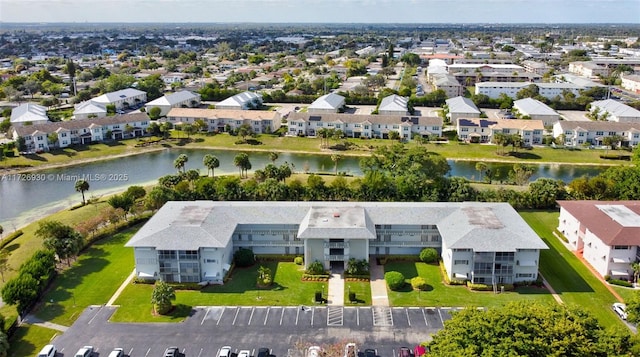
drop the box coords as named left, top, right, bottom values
left=558, top=201, right=640, bottom=280
left=513, top=98, right=560, bottom=126
left=10, top=103, right=49, bottom=127
left=126, top=201, right=547, bottom=284
left=145, top=91, right=201, bottom=117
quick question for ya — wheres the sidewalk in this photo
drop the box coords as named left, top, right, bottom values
left=21, top=314, right=68, bottom=332
left=327, top=273, right=344, bottom=306
left=106, top=270, right=136, bottom=306
left=369, top=261, right=389, bottom=306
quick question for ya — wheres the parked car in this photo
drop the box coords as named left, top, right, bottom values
left=613, top=302, right=628, bottom=320
left=364, top=349, right=377, bottom=357
left=108, top=348, right=124, bottom=357
left=257, top=348, right=270, bottom=357
left=37, top=344, right=57, bottom=357
left=163, top=347, right=180, bottom=357
left=238, top=350, right=251, bottom=357
left=398, top=347, right=412, bottom=357
left=75, top=346, right=94, bottom=357
left=343, top=343, right=357, bottom=357
left=218, top=346, right=233, bottom=357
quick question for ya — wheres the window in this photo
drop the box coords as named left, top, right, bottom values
left=613, top=245, right=630, bottom=250
left=37, top=136, right=43, bottom=140
left=517, top=273, right=534, bottom=278
left=364, top=125, right=369, bottom=129
left=565, top=130, right=572, bottom=135
left=178, top=250, right=198, bottom=260
left=533, top=130, right=541, bottom=135
left=392, top=125, right=399, bottom=129
left=609, top=131, right=616, bottom=136
left=596, top=131, right=604, bottom=136
left=205, top=259, right=217, bottom=263
left=454, top=260, right=469, bottom=265
left=61, top=132, right=67, bottom=137
left=158, top=250, right=177, bottom=260
left=432, top=126, right=439, bottom=131
left=461, top=128, right=469, bottom=132
left=354, top=124, right=361, bottom=128
left=578, top=132, right=584, bottom=137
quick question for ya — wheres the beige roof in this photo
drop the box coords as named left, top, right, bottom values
left=288, top=112, right=442, bottom=126
left=167, top=108, right=279, bottom=121
left=12, top=113, right=150, bottom=137
left=458, top=117, right=544, bottom=131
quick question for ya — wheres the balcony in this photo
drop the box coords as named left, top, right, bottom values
left=369, top=241, right=439, bottom=247
left=325, top=254, right=346, bottom=261
left=324, top=242, right=350, bottom=249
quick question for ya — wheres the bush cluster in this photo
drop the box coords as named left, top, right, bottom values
left=301, top=274, right=330, bottom=282
left=234, top=248, right=256, bottom=267
left=411, top=276, right=428, bottom=290
left=419, top=248, right=439, bottom=263
left=609, top=279, right=633, bottom=288
left=384, top=271, right=406, bottom=291
left=1, top=250, right=56, bottom=314
left=294, top=256, right=304, bottom=265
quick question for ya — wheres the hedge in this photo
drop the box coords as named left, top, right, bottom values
left=0, top=230, right=24, bottom=249
left=255, top=254, right=299, bottom=262
left=467, top=282, right=492, bottom=291
left=302, top=274, right=330, bottom=282
left=609, top=279, right=633, bottom=288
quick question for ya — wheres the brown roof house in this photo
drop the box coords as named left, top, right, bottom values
left=558, top=200, right=640, bottom=280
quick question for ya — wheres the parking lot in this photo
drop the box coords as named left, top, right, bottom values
left=51, top=305, right=464, bottom=357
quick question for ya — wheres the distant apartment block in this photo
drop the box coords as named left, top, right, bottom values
left=307, top=93, right=346, bottom=114
left=513, top=98, right=560, bottom=126
left=445, top=96, right=480, bottom=121
left=145, top=91, right=201, bottom=117
left=287, top=112, right=442, bottom=141
left=621, top=74, right=640, bottom=94
left=73, top=101, right=107, bottom=120
left=589, top=99, right=640, bottom=123
left=568, top=61, right=610, bottom=79
left=456, top=118, right=544, bottom=145
left=378, top=94, right=409, bottom=115
left=215, top=91, right=263, bottom=110
left=553, top=121, right=640, bottom=148
left=165, top=108, right=281, bottom=134
left=475, top=82, right=582, bottom=100
left=91, top=88, right=148, bottom=110
left=10, top=103, right=49, bottom=126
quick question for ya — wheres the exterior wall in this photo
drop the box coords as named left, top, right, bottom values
left=305, top=239, right=327, bottom=269
left=558, top=208, right=583, bottom=251
left=347, top=239, right=369, bottom=261
left=449, top=112, right=479, bottom=121
left=514, top=249, right=540, bottom=281
left=134, top=247, right=159, bottom=279
left=582, top=230, right=610, bottom=277
left=447, top=249, right=473, bottom=281
left=608, top=245, right=636, bottom=278
left=200, top=247, right=225, bottom=282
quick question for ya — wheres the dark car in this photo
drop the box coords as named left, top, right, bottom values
left=398, top=347, right=412, bottom=357
left=257, top=348, right=270, bottom=357
left=163, top=347, right=180, bottom=357
left=364, top=349, right=377, bottom=357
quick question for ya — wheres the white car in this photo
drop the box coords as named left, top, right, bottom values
left=218, top=346, right=232, bottom=357
left=238, top=350, right=251, bottom=357
left=108, top=348, right=124, bottom=357
left=613, top=302, right=628, bottom=320
left=75, top=346, right=94, bottom=357
left=308, top=346, right=323, bottom=357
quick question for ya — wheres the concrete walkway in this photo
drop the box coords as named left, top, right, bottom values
left=106, top=270, right=136, bottom=306
left=327, top=273, right=344, bottom=306
left=369, top=261, right=390, bottom=306
left=539, top=274, right=563, bottom=305
left=21, top=314, right=68, bottom=332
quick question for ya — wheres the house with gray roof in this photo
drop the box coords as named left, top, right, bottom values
left=307, top=93, right=345, bottom=114
left=73, top=100, right=107, bottom=120
left=126, top=201, right=547, bottom=284
left=287, top=112, right=442, bottom=140
left=513, top=98, right=559, bottom=126
left=145, top=90, right=201, bottom=117
left=378, top=94, right=409, bottom=115
left=91, top=88, right=147, bottom=110
left=589, top=99, right=640, bottom=123
left=215, top=91, right=262, bottom=110
left=10, top=103, right=49, bottom=126
left=445, top=96, right=481, bottom=121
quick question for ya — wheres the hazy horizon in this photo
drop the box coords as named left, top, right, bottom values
left=1, top=0, right=639, bottom=24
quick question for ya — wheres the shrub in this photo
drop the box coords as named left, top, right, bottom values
left=348, top=292, right=356, bottom=302
left=609, top=279, right=633, bottom=288
left=604, top=275, right=611, bottom=282
left=419, top=248, right=439, bottom=263
left=294, top=256, right=304, bottom=265
left=467, top=282, right=492, bottom=291
left=306, top=260, right=325, bottom=275
left=384, top=271, right=406, bottom=291
left=411, top=276, right=428, bottom=290
left=233, top=248, right=255, bottom=267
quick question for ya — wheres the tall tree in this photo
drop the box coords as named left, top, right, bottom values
left=35, top=220, right=84, bottom=266
left=233, top=153, right=251, bottom=178
left=174, top=154, right=189, bottom=173
left=331, top=154, right=342, bottom=175
left=269, top=151, right=279, bottom=165
left=75, top=179, right=90, bottom=205
left=475, top=162, right=487, bottom=182
left=203, top=154, right=220, bottom=177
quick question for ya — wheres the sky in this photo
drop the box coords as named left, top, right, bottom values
left=1, top=0, right=639, bottom=24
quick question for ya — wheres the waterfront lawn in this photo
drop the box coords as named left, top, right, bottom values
left=344, top=281, right=372, bottom=305
left=519, top=210, right=625, bottom=329
left=32, top=227, right=136, bottom=326
left=384, top=262, right=554, bottom=307
left=8, top=324, right=58, bottom=357
left=111, top=262, right=325, bottom=322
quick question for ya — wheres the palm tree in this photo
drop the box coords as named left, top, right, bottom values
left=269, top=151, right=279, bottom=165
left=174, top=154, right=188, bottom=173
left=151, top=280, right=176, bottom=315
left=475, top=162, right=487, bottom=182
left=75, top=179, right=90, bottom=205
left=203, top=154, right=220, bottom=177
left=632, top=262, right=640, bottom=285
left=234, top=153, right=251, bottom=178
left=331, top=154, right=343, bottom=175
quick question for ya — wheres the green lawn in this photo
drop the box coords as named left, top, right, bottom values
left=613, top=285, right=637, bottom=303
left=344, top=281, right=372, bottom=306
left=8, top=324, right=58, bottom=357
left=384, top=262, right=554, bottom=307
left=32, top=226, right=137, bottom=326
left=519, top=210, right=625, bottom=329
left=111, top=262, right=325, bottom=322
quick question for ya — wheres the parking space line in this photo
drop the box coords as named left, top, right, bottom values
left=357, top=307, right=359, bottom=326
left=437, top=309, right=444, bottom=326
left=422, top=308, right=428, bottom=326
left=390, top=308, right=394, bottom=326
left=406, top=309, right=411, bottom=327
left=311, top=307, right=314, bottom=326
left=217, top=307, right=225, bottom=325
left=197, top=348, right=203, bottom=357
left=87, top=306, right=103, bottom=325
left=264, top=307, right=270, bottom=325
left=232, top=308, right=240, bottom=325
left=280, top=307, right=285, bottom=325
left=296, top=306, right=300, bottom=325
left=144, top=347, right=151, bottom=357
left=128, top=348, right=133, bottom=356
left=201, top=307, right=210, bottom=325
left=248, top=307, right=255, bottom=325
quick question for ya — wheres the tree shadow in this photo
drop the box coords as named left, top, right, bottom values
left=22, top=154, right=48, bottom=161
left=507, top=152, right=542, bottom=160
left=4, top=243, right=20, bottom=252
left=103, top=141, right=125, bottom=147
